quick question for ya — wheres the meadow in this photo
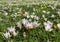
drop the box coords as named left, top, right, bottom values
left=0, top=0, right=60, bottom=42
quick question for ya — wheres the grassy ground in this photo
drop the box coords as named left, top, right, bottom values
left=0, top=0, right=60, bottom=42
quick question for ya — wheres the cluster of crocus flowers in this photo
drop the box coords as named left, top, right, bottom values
left=17, top=18, right=40, bottom=30
left=4, top=26, right=18, bottom=39
left=23, top=12, right=39, bottom=20
left=1, top=7, right=12, bottom=16
left=15, top=12, right=40, bottom=38
left=16, top=12, right=40, bottom=30
left=44, top=21, right=53, bottom=32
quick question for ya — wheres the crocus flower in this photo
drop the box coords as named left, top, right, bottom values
left=57, top=23, right=60, bottom=29
left=30, top=15, right=35, bottom=19
left=34, top=15, right=39, bottom=20
left=44, top=21, right=53, bottom=32
left=17, top=21, right=22, bottom=29
left=51, top=14, right=55, bottom=18
left=33, top=21, right=40, bottom=27
left=4, top=32, right=11, bottom=39
left=23, top=12, right=30, bottom=18
left=23, top=32, right=27, bottom=38
left=8, top=26, right=16, bottom=33
left=21, top=18, right=29, bottom=26
left=12, top=31, right=18, bottom=37
left=25, top=22, right=34, bottom=29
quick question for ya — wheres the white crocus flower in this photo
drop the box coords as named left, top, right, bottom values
left=42, top=15, right=45, bottom=18
left=34, top=16, right=39, bottom=20
left=26, top=15, right=30, bottom=18
left=4, top=32, right=11, bottom=39
left=23, top=13, right=28, bottom=17
left=0, top=18, right=3, bottom=21
left=23, top=12, right=28, bottom=16
left=44, top=21, right=53, bottom=32
left=28, top=19, right=32, bottom=22
left=23, top=12, right=30, bottom=18
left=57, top=23, right=60, bottom=29
left=45, top=24, right=53, bottom=32
left=57, top=11, right=60, bottom=15
left=17, top=21, right=22, bottom=29
left=5, top=12, right=8, bottom=16
left=57, top=9, right=60, bottom=15
left=11, top=13, right=18, bottom=18
left=21, top=18, right=29, bottom=26
left=42, top=10, right=46, bottom=13
left=47, top=39, right=50, bottom=42
left=51, top=14, right=55, bottom=18
left=25, top=23, right=33, bottom=29
left=50, top=5, right=57, bottom=10
left=12, top=31, right=18, bottom=37
left=47, top=11, right=50, bottom=14
left=32, top=12, right=35, bottom=15
left=25, top=12, right=28, bottom=15
left=33, top=21, right=40, bottom=27
left=8, top=26, right=15, bottom=33
left=30, top=15, right=35, bottom=19
left=44, top=18, right=47, bottom=21
left=33, top=8, right=36, bottom=11
left=23, top=32, right=27, bottom=38
left=47, top=21, right=53, bottom=26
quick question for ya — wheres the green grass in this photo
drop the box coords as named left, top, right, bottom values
left=0, top=0, right=60, bottom=42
